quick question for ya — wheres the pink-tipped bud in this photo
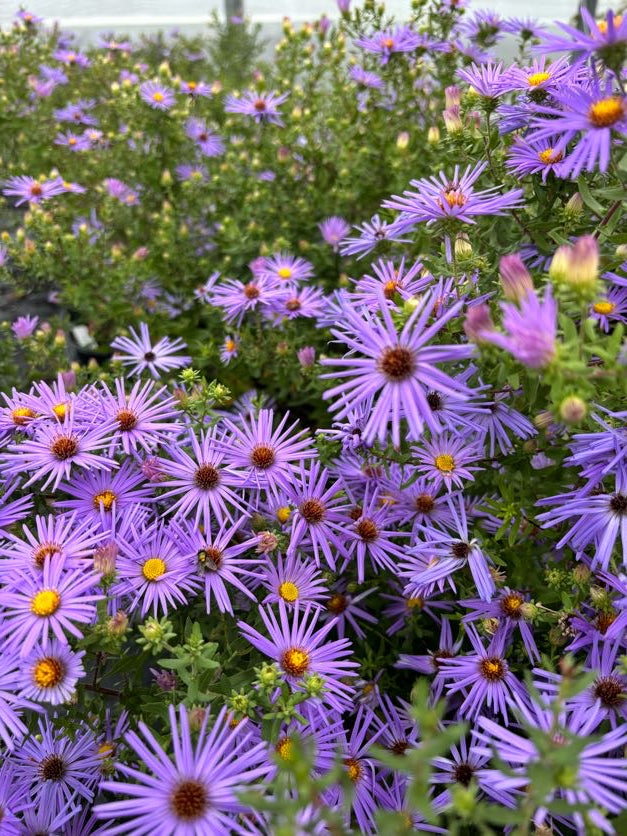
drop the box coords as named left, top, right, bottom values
left=499, top=254, right=533, bottom=302
left=549, top=235, right=599, bottom=296
left=445, top=85, right=461, bottom=109
left=463, top=303, right=495, bottom=342
left=297, top=346, right=316, bottom=367
left=443, top=105, right=463, bottom=134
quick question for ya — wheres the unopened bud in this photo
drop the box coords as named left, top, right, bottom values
left=463, top=303, right=495, bottom=343
left=499, top=253, right=533, bottom=301
left=564, top=192, right=583, bottom=219
left=454, top=233, right=472, bottom=260
left=397, top=131, right=410, bottom=150
left=559, top=395, right=587, bottom=425
left=427, top=125, right=440, bottom=144
left=572, top=564, right=591, bottom=584
left=549, top=235, right=599, bottom=297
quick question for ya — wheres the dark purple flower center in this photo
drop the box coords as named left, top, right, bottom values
left=244, top=283, right=260, bottom=299
left=427, top=391, right=443, bottom=410
left=170, top=780, right=208, bottom=821
left=451, top=541, right=470, bottom=559
left=116, top=408, right=138, bottom=431
left=327, top=593, right=348, bottom=614
left=253, top=99, right=267, bottom=111
left=378, top=346, right=416, bottom=382
left=388, top=739, right=409, bottom=755
left=593, top=675, right=625, bottom=708
left=39, top=754, right=67, bottom=781
left=33, top=542, right=62, bottom=568
left=610, top=494, right=627, bottom=514
left=415, top=493, right=435, bottom=513
left=453, top=762, right=475, bottom=786
left=194, top=464, right=220, bottom=490
left=143, top=351, right=156, bottom=361
left=285, top=297, right=301, bottom=311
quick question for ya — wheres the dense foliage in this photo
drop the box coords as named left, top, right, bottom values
left=0, top=1, right=627, bottom=833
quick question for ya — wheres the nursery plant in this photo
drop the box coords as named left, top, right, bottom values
left=0, top=0, right=627, bottom=833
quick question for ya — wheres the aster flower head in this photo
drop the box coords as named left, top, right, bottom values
left=19, top=639, right=85, bottom=704
left=180, top=78, right=212, bottom=97
left=225, top=89, right=289, bottom=125
left=537, top=9, right=627, bottom=62
left=348, top=66, right=385, bottom=90
left=111, top=322, right=190, bottom=378
left=95, top=704, right=270, bottom=834
left=11, top=314, right=39, bottom=339
left=354, top=26, right=426, bottom=65
left=527, top=77, right=627, bottom=178
left=339, top=213, right=412, bottom=259
left=481, top=285, right=558, bottom=369
left=259, top=251, right=314, bottom=285
left=139, top=80, right=176, bottom=110
left=1, top=558, right=102, bottom=657
left=13, top=714, right=101, bottom=816
left=414, top=432, right=483, bottom=492
left=457, top=61, right=510, bottom=99
left=324, top=584, right=378, bottom=640
left=318, top=215, right=351, bottom=250
left=321, top=290, right=475, bottom=447
left=383, top=162, right=524, bottom=259
left=185, top=117, right=225, bottom=156
left=53, top=48, right=91, bottom=67
left=351, top=256, right=432, bottom=310
left=505, top=135, right=568, bottom=182
left=260, top=551, right=328, bottom=608
left=210, top=274, right=281, bottom=326
left=2, top=175, right=66, bottom=206
left=238, top=601, right=358, bottom=711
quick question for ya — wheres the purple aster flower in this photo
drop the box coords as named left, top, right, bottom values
left=95, top=704, right=269, bottom=834
left=527, top=78, right=627, bottom=178
left=351, top=256, right=432, bottom=310
left=268, top=286, right=325, bottom=321
left=1, top=415, right=115, bottom=491
left=339, top=213, right=411, bottom=259
left=438, top=625, right=527, bottom=723
left=0, top=761, right=27, bottom=833
left=2, top=175, right=66, bottom=206
left=401, top=496, right=495, bottom=601
left=238, top=602, right=358, bottom=711
left=1, top=558, right=101, bottom=657
left=505, top=135, right=568, bottom=182
left=321, top=291, right=475, bottom=447
left=157, top=427, right=246, bottom=531
left=219, top=335, right=238, bottom=363
left=537, top=471, right=627, bottom=571
left=323, top=584, right=378, bottom=640
left=383, top=162, right=524, bottom=260
left=473, top=394, right=536, bottom=456
left=0, top=481, right=33, bottom=534
left=210, top=274, right=281, bottom=326
left=259, top=251, right=314, bottom=285
left=565, top=406, right=627, bottom=483
left=19, top=639, right=85, bottom=704
left=475, top=695, right=627, bottom=832
left=260, top=551, right=328, bottom=608
left=17, top=9, right=43, bottom=24
left=55, top=459, right=154, bottom=526
left=53, top=48, right=91, bottom=67
left=11, top=314, right=39, bottom=339
left=502, top=56, right=572, bottom=94
left=318, top=215, right=351, bottom=250
left=225, top=89, right=289, bottom=125
left=536, top=9, right=627, bottom=61
left=175, top=162, right=208, bottom=182
left=12, top=715, right=100, bottom=815
left=220, top=408, right=315, bottom=499
left=170, top=516, right=260, bottom=615
left=97, top=377, right=181, bottom=456
left=185, top=117, right=225, bottom=156
left=341, top=489, right=409, bottom=583
left=54, top=99, right=98, bottom=125
left=591, top=285, right=627, bottom=332
left=111, top=322, right=190, bottom=378
left=270, top=703, right=344, bottom=778
left=54, top=130, right=90, bottom=151
left=460, top=9, right=505, bottom=46
left=457, top=61, right=510, bottom=99
left=431, top=735, right=520, bottom=811
left=180, top=79, right=212, bottom=97
left=0, top=511, right=103, bottom=575
left=354, top=26, right=426, bottom=65
left=348, top=66, right=385, bottom=89
left=381, top=585, right=451, bottom=634
left=103, top=177, right=141, bottom=205
left=480, top=285, right=558, bottom=369
left=462, top=588, right=539, bottom=661
left=284, top=461, right=351, bottom=570
left=113, top=522, right=198, bottom=617
left=139, top=80, right=176, bottom=110
left=396, top=619, right=464, bottom=701
left=0, top=651, right=40, bottom=749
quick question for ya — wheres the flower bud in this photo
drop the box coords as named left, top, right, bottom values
left=463, top=303, right=495, bottom=342
left=572, top=564, right=591, bottom=584
left=256, top=531, right=279, bottom=554
left=564, top=192, right=583, bottom=219
left=107, top=610, right=128, bottom=636
left=445, top=85, right=461, bottom=109
left=499, top=254, right=533, bottom=301
left=297, top=346, right=316, bottom=367
left=549, top=235, right=599, bottom=297
left=559, top=395, right=587, bottom=425
left=427, top=125, right=440, bottom=144
left=454, top=233, right=472, bottom=260
left=443, top=106, right=463, bottom=134
left=396, top=131, right=410, bottom=150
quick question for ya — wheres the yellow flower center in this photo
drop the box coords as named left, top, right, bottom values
left=98, top=742, right=115, bottom=758
left=152, top=91, right=164, bottom=102
left=589, top=97, right=625, bottom=128
left=281, top=646, right=310, bottom=676
left=11, top=406, right=36, bottom=426
left=344, top=757, right=363, bottom=782
left=142, top=558, right=166, bottom=581
left=225, top=339, right=237, bottom=352
left=382, top=38, right=395, bottom=49
left=277, top=267, right=292, bottom=280
left=406, top=596, right=424, bottom=610
left=33, top=657, right=65, bottom=688
left=187, top=81, right=197, bottom=90
left=538, top=147, right=563, bottom=164
left=278, top=581, right=299, bottom=603
left=276, top=506, right=291, bottom=524
left=597, top=15, right=623, bottom=34
left=275, top=736, right=293, bottom=761
left=52, top=402, right=68, bottom=420
left=527, top=71, right=551, bottom=87
left=93, top=490, right=117, bottom=511
left=434, top=453, right=455, bottom=473
left=594, top=301, right=616, bottom=315
left=442, top=189, right=467, bottom=208
left=68, top=137, right=77, bottom=145
left=31, top=589, right=61, bottom=617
